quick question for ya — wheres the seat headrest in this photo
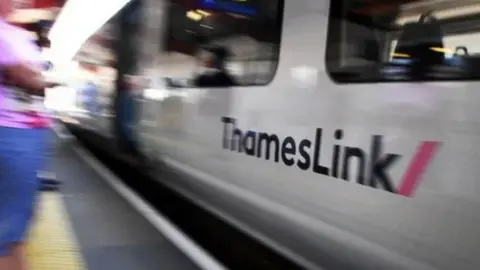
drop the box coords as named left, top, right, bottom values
left=394, top=17, right=444, bottom=65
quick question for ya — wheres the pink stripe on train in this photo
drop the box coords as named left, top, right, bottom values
left=398, top=141, right=441, bottom=197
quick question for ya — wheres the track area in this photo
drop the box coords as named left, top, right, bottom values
left=67, top=124, right=304, bottom=270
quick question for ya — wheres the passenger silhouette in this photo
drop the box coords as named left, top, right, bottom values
left=194, top=46, right=235, bottom=87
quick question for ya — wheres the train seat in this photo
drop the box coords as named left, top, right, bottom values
left=394, top=13, right=445, bottom=66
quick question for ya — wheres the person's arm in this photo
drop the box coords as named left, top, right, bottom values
left=0, top=36, right=54, bottom=96
left=2, top=64, right=55, bottom=96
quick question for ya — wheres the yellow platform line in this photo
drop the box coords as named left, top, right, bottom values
left=26, top=193, right=87, bottom=270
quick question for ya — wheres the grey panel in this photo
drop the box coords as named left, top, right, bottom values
left=52, top=139, right=199, bottom=270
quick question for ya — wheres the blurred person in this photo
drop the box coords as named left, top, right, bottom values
left=83, top=81, right=98, bottom=115
left=32, top=20, right=61, bottom=191
left=0, top=0, right=60, bottom=269
left=117, top=74, right=143, bottom=155
left=194, top=46, right=235, bottom=87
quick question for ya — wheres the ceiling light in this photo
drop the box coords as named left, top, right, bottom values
left=186, top=10, right=202, bottom=21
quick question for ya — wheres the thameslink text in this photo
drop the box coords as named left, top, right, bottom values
left=221, top=116, right=400, bottom=193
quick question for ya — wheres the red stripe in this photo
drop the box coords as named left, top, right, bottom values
left=398, top=141, right=441, bottom=197
left=25, top=112, right=50, bottom=128
left=32, top=0, right=63, bottom=9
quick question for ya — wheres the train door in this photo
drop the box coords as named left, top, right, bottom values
left=135, top=0, right=168, bottom=159
left=72, top=16, right=119, bottom=137
left=113, top=0, right=149, bottom=155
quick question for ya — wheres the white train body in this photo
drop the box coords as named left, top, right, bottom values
left=67, top=0, right=480, bottom=269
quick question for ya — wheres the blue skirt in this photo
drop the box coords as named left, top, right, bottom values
left=37, top=128, right=54, bottom=173
left=0, top=127, right=46, bottom=255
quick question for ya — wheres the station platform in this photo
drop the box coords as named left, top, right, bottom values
left=25, top=133, right=206, bottom=270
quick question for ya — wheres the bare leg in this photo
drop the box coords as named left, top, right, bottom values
left=0, top=255, right=13, bottom=270
left=8, top=243, right=28, bottom=270
left=0, top=243, right=28, bottom=270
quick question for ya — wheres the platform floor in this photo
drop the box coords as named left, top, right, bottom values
left=27, top=193, right=85, bottom=270
left=26, top=137, right=200, bottom=270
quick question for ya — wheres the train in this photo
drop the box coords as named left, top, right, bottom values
left=58, top=0, right=480, bottom=269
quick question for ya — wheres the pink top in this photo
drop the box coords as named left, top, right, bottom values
left=0, top=19, right=50, bottom=129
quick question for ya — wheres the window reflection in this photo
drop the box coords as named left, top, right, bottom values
left=160, top=0, right=283, bottom=88
left=326, top=0, right=480, bottom=83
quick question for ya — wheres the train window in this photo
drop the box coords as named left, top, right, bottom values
left=326, top=0, right=480, bottom=83
left=160, top=0, right=283, bottom=88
